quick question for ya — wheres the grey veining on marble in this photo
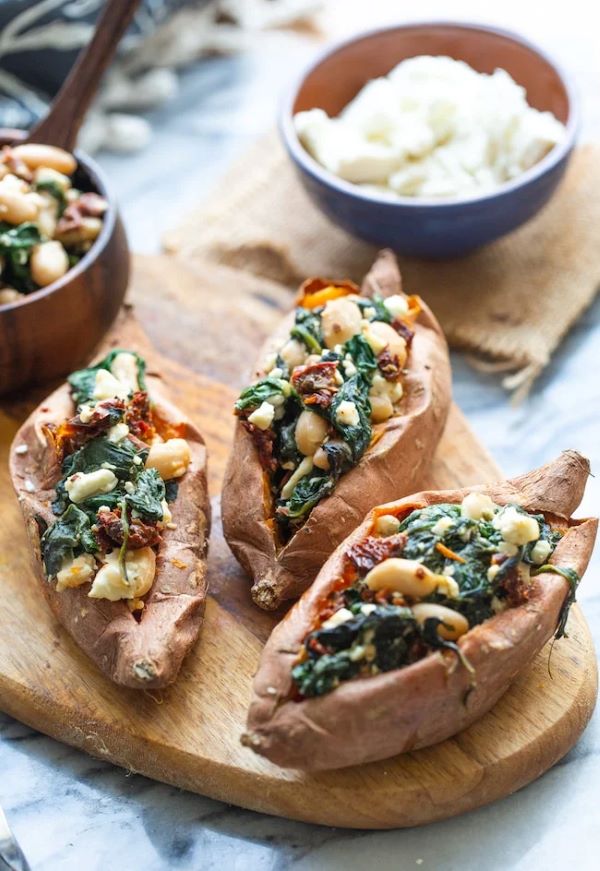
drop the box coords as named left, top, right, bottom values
left=2, top=7, right=600, bottom=871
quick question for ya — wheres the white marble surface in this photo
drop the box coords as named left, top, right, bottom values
left=2, top=3, right=600, bottom=869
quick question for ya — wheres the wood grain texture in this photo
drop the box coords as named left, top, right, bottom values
left=0, top=254, right=596, bottom=829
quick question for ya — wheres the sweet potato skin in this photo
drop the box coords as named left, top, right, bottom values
left=10, top=371, right=210, bottom=690
left=222, top=250, right=452, bottom=610
left=243, top=452, right=597, bottom=770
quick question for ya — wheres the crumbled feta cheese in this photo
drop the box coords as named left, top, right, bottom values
left=335, top=400, right=360, bottom=427
left=493, top=505, right=540, bottom=546
left=161, top=499, right=172, bottom=525
left=65, top=468, right=117, bottom=503
left=461, top=492, right=496, bottom=521
left=107, top=422, right=129, bottom=443
left=110, top=352, right=139, bottom=393
left=78, top=404, right=94, bottom=423
left=322, top=607, right=354, bottom=629
left=55, top=553, right=96, bottom=591
left=432, top=516, right=454, bottom=536
left=363, top=306, right=376, bottom=319
left=248, top=400, right=275, bottom=430
left=342, top=355, right=357, bottom=377
left=93, top=368, right=129, bottom=401
left=530, top=539, right=552, bottom=565
left=294, top=56, right=566, bottom=200
left=124, top=481, right=135, bottom=494
left=360, top=603, right=377, bottom=616
left=383, top=294, right=410, bottom=319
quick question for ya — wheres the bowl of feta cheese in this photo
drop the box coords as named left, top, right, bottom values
left=281, top=22, right=578, bottom=258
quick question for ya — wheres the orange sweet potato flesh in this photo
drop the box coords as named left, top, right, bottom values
left=9, top=369, right=210, bottom=690
left=222, top=250, right=452, bottom=610
left=242, top=451, right=597, bottom=770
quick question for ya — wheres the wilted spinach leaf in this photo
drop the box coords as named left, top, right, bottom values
left=235, top=376, right=291, bottom=411
left=343, top=334, right=377, bottom=377
left=290, top=308, right=322, bottom=353
left=126, top=468, right=165, bottom=521
left=0, top=221, right=41, bottom=293
left=357, top=294, right=392, bottom=324
left=68, top=350, right=147, bottom=408
left=284, top=470, right=335, bottom=519
left=329, top=375, right=372, bottom=461
left=34, top=179, right=66, bottom=216
left=41, top=504, right=97, bottom=577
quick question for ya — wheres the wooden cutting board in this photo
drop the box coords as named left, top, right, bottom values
left=0, top=254, right=596, bottom=829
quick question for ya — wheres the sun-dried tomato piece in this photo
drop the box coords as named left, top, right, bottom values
left=377, top=349, right=402, bottom=382
left=125, top=391, right=156, bottom=443
left=498, top=564, right=531, bottom=608
left=241, top=420, right=277, bottom=472
left=77, top=192, right=108, bottom=217
left=291, top=360, right=339, bottom=408
left=346, top=533, right=407, bottom=574
left=96, top=508, right=161, bottom=550
left=392, top=319, right=415, bottom=348
left=45, top=399, right=125, bottom=462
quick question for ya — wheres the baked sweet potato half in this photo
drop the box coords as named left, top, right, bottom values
left=242, top=451, right=597, bottom=770
left=222, top=250, right=451, bottom=610
left=10, top=349, right=210, bottom=689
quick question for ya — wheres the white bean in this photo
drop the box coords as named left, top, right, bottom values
left=89, top=547, right=156, bottom=601
left=30, top=241, right=69, bottom=287
left=55, top=553, right=96, bottom=591
left=295, top=410, right=328, bottom=456
left=365, top=558, right=459, bottom=598
left=0, top=185, right=38, bottom=224
left=146, top=438, right=191, bottom=480
left=369, top=393, right=394, bottom=423
left=33, top=166, right=71, bottom=192
left=411, top=603, right=469, bottom=641
left=321, top=297, right=362, bottom=349
left=375, top=514, right=401, bottom=536
left=367, top=321, right=407, bottom=364
left=0, top=287, right=23, bottom=305
left=313, top=445, right=329, bottom=470
left=56, top=216, right=103, bottom=247
left=279, top=338, right=307, bottom=370
left=11, top=143, right=76, bottom=175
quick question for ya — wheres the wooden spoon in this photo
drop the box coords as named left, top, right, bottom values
left=26, top=0, right=142, bottom=151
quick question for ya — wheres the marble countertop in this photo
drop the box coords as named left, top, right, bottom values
left=2, top=4, right=600, bottom=869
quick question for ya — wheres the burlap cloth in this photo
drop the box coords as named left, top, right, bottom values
left=164, top=133, right=600, bottom=399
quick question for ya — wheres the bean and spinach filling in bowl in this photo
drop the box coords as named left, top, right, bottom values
left=37, top=350, right=191, bottom=612
left=234, top=280, right=421, bottom=542
left=291, top=493, right=579, bottom=698
left=0, top=143, right=108, bottom=307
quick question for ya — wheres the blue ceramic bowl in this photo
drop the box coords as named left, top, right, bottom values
left=280, top=22, right=579, bottom=259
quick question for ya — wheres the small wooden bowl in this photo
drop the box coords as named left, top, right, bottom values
left=0, top=131, right=129, bottom=396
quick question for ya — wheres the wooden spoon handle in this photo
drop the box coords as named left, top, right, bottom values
left=26, top=0, right=143, bottom=151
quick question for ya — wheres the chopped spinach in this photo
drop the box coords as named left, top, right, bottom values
left=68, top=350, right=147, bottom=408
left=284, top=470, right=335, bottom=520
left=329, top=375, right=372, bottom=461
left=41, top=504, right=97, bottom=577
left=290, top=308, right=322, bottom=353
left=292, top=500, right=575, bottom=698
left=0, top=221, right=41, bottom=293
left=34, top=179, right=66, bottom=216
left=342, top=334, right=377, bottom=378
left=357, top=294, right=393, bottom=324
left=235, top=376, right=291, bottom=412
left=126, top=468, right=165, bottom=521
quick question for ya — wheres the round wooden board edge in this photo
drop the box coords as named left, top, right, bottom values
left=0, top=606, right=596, bottom=830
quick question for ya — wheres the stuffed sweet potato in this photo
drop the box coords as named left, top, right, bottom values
left=242, top=451, right=597, bottom=769
left=10, top=349, right=210, bottom=689
left=222, top=250, right=451, bottom=610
